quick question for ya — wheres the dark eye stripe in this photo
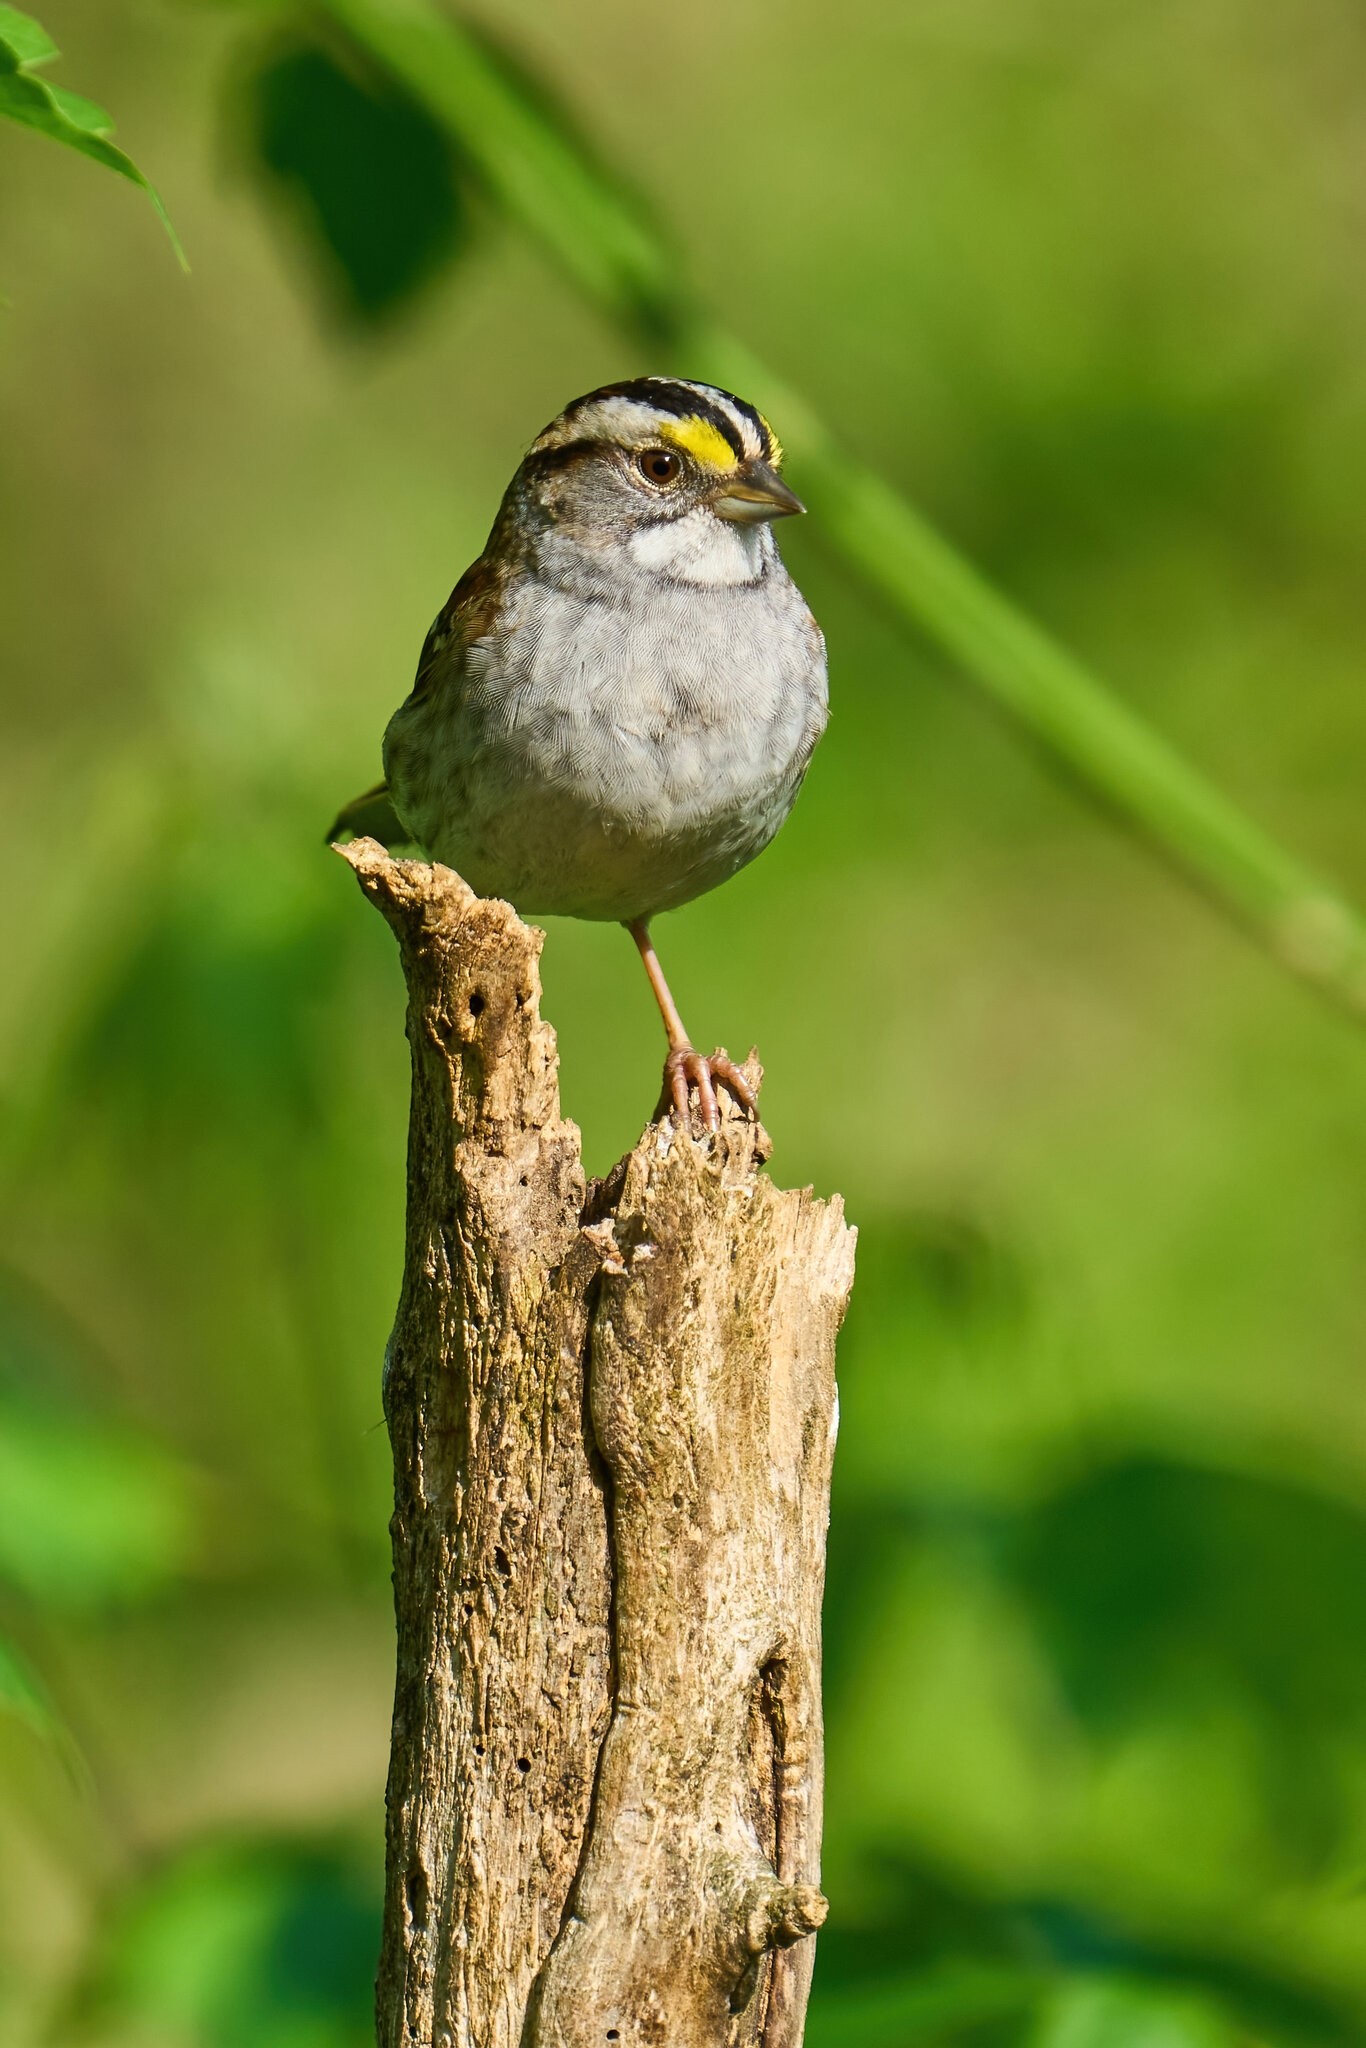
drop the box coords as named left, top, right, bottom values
left=519, top=437, right=604, bottom=478
left=519, top=435, right=681, bottom=483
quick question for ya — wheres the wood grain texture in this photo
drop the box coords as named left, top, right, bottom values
left=340, top=841, right=854, bottom=2048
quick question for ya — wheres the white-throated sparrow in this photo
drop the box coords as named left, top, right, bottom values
left=331, top=377, right=828, bottom=1131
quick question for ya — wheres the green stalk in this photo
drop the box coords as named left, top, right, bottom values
left=322, top=0, right=1366, bottom=1022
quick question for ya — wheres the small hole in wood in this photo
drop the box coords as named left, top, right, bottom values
left=473, top=1742, right=485, bottom=1757
left=462, top=1602, right=474, bottom=1617
left=493, top=1545, right=511, bottom=1578
left=516, top=1757, right=531, bottom=1774
left=671, top=1493, right=684, bottom=1509
left=606, top=2033, right=619, bottom=2041
left=469, top=991, right=486, bottom=1017
left=406, top=1863, right=429, bottom=1930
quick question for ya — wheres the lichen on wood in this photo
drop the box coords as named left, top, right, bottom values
left=340, top=840, right=855, bottom=2048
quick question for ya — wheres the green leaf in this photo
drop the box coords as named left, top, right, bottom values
left=44, top=80, right=113, bottom=132
left=245, top=34, right=467, bottom=324
left=0, top=5, right=185, bottom=266
left=0, top=2, right=54, bottom=64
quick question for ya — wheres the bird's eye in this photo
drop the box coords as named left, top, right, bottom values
left=637, top=448, right=682, bottom=485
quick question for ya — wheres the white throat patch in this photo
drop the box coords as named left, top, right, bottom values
left=626, top=508, right=768, bottom=587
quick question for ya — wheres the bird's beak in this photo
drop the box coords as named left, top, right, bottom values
left=711, top=460, right=805, bottom=523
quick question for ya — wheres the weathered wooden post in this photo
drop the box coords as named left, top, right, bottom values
left=342, top=840, right=855, bottom=2048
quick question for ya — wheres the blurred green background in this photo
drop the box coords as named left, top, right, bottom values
left=4, top=2, right=1366, bottom=2043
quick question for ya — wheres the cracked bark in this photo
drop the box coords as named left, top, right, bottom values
left=341, top=841, right=855, bottom=2048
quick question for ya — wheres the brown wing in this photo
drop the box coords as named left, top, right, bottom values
left=331, top=554, right=509, bottom=847
left=410, top=549, right=509, bottom=703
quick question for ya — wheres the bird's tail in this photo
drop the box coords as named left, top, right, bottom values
left=325, top=780, right=407, bottom=848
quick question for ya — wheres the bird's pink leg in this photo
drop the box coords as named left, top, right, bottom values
left=627, top=920, right=756, bottom=1135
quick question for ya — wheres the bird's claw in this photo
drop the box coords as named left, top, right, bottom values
left=658, top=1046, right=757, bottom=1135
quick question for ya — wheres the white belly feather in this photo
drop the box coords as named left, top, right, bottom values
left=386, top=528, right=828, bottom=924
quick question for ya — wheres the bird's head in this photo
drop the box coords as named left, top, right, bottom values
left=513, top=377, right=803, bottom=585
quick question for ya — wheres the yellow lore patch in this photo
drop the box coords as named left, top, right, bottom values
left=657, top=415, right=739, bottom=472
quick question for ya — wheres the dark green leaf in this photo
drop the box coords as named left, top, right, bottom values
left=0, top=5, right=185, bottom=264
left=245, top=35, right=468, bottom=324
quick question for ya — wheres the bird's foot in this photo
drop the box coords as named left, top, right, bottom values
left=658, top=1046, right=757, bottom=1135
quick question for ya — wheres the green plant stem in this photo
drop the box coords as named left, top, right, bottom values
left=322, top=0, right=1366, bottom=1023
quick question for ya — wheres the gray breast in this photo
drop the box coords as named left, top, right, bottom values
left=387, top=554, right=827, bottom=924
